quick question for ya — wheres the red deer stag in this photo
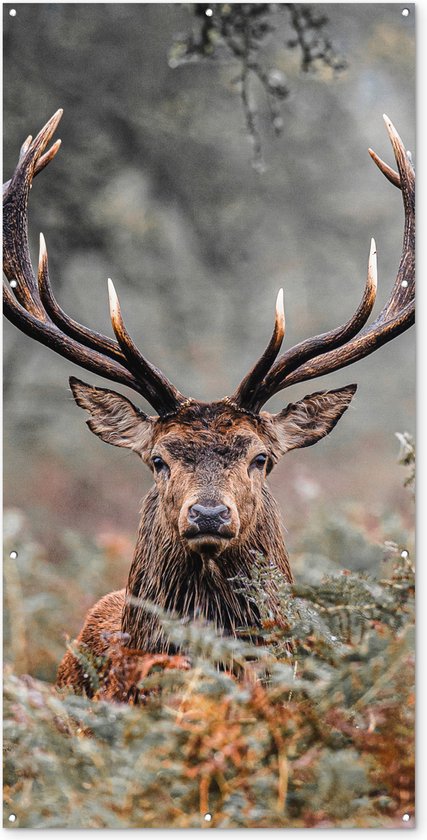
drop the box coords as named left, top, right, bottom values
left=3, top=111, right=414, bottom=697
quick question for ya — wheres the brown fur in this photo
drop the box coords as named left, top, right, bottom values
left=57, top=590, right=125, bottom=694
left=57, top=386, right=356, bottom=697
left=4, top=112, right=412, bottom=703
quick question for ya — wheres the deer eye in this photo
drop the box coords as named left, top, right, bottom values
left=250, top=453, right=268, bottom=470
left=152, top=456, right=169, bottom=475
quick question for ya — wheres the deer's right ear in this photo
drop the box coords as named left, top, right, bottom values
left=69, top=377, right=154, bottom=455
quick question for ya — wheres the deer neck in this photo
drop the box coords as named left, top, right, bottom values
left=121, top=486, right=292, bottom=652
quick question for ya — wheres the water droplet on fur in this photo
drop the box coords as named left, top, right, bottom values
left=401, top=550, right=409, bottom=559
left=10, top=280, right=18, bottom=288
left=9, top=9, right=17, bottom=17
left=9, top=550, right=18, bottom=560
left=401, top=9, right=410, bottom=17
left=402, top=813, right=410, bottom=821
left=401, top=280, right=408, bottom=288
left=8, top=814, right=16, bottom=822
left=204, top=812, right=212, bottom=822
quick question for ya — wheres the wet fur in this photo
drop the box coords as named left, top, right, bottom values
left=57, top=388, right=355, bottom=697
left=122, top=484, right=292, bottom=651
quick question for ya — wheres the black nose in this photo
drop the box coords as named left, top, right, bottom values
left=188, top=503, right=231, bottom=534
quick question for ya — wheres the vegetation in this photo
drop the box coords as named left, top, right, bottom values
left=3, top=3, right=415, bottom=829
left=3, top=439, right=415, bottom=829
left=170, top=3, right=347, bottom=168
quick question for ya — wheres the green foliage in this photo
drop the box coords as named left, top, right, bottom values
left=3, top=548, right=414, bottom=829
left=3, top=510, right=129, bottom=682
left=3, top=441, right=415, bottom=828
left=396, top=432, right=415, bottom=494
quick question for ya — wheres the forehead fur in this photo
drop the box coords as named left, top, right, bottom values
left=152, top=401, right=275, bottom=460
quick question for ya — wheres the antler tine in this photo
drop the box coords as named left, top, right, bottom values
left=230, top=116, right=414, bottom=412
left=37, top=233, right=128, bottom=366
left=231, top=288, right=285, bottom=407
left=379, top=115, right=414, bottom=317
left=4, top=110, right=126, bottom=375
left=37, top=236, right=184, bottom=413
left=35, top=138, right=63, bottom=177
left=19, top=135, right=33, bottom=159
left=107, top=279, right=185, bottom=414
left=3, top=130, right=62, bottom=197
left=3, top=278, right=144, bottom=393
left=234, top=238, right=378, bottom=412
left=3, top=109, right=64, bottom=317
left=368, top=147, right=401, bottom=189
left=4, top=111, right=189, bottom=416
left=249, top=116, right=414, bottom=405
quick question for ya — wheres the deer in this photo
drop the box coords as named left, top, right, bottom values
left=3, top=111, right=414, bottom=699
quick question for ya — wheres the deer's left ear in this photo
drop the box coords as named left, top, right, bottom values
left=271, top=384, right=357, bottom=455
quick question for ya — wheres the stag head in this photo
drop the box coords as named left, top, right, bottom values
left=3, top=111, right=414, bottom=564
left=70, top=375, right=356, bottom=557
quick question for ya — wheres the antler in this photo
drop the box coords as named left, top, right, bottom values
left=4, top=112, right=415, bottom=418
left=231, top=115, right=415, bottom=413
left=3, top=111, right=187, bottom=416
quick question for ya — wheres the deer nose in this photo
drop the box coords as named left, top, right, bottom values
left=188, top=503, right=231, bottom=533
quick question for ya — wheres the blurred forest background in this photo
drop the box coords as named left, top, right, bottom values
left=3, top=3, right=415, bottom=672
